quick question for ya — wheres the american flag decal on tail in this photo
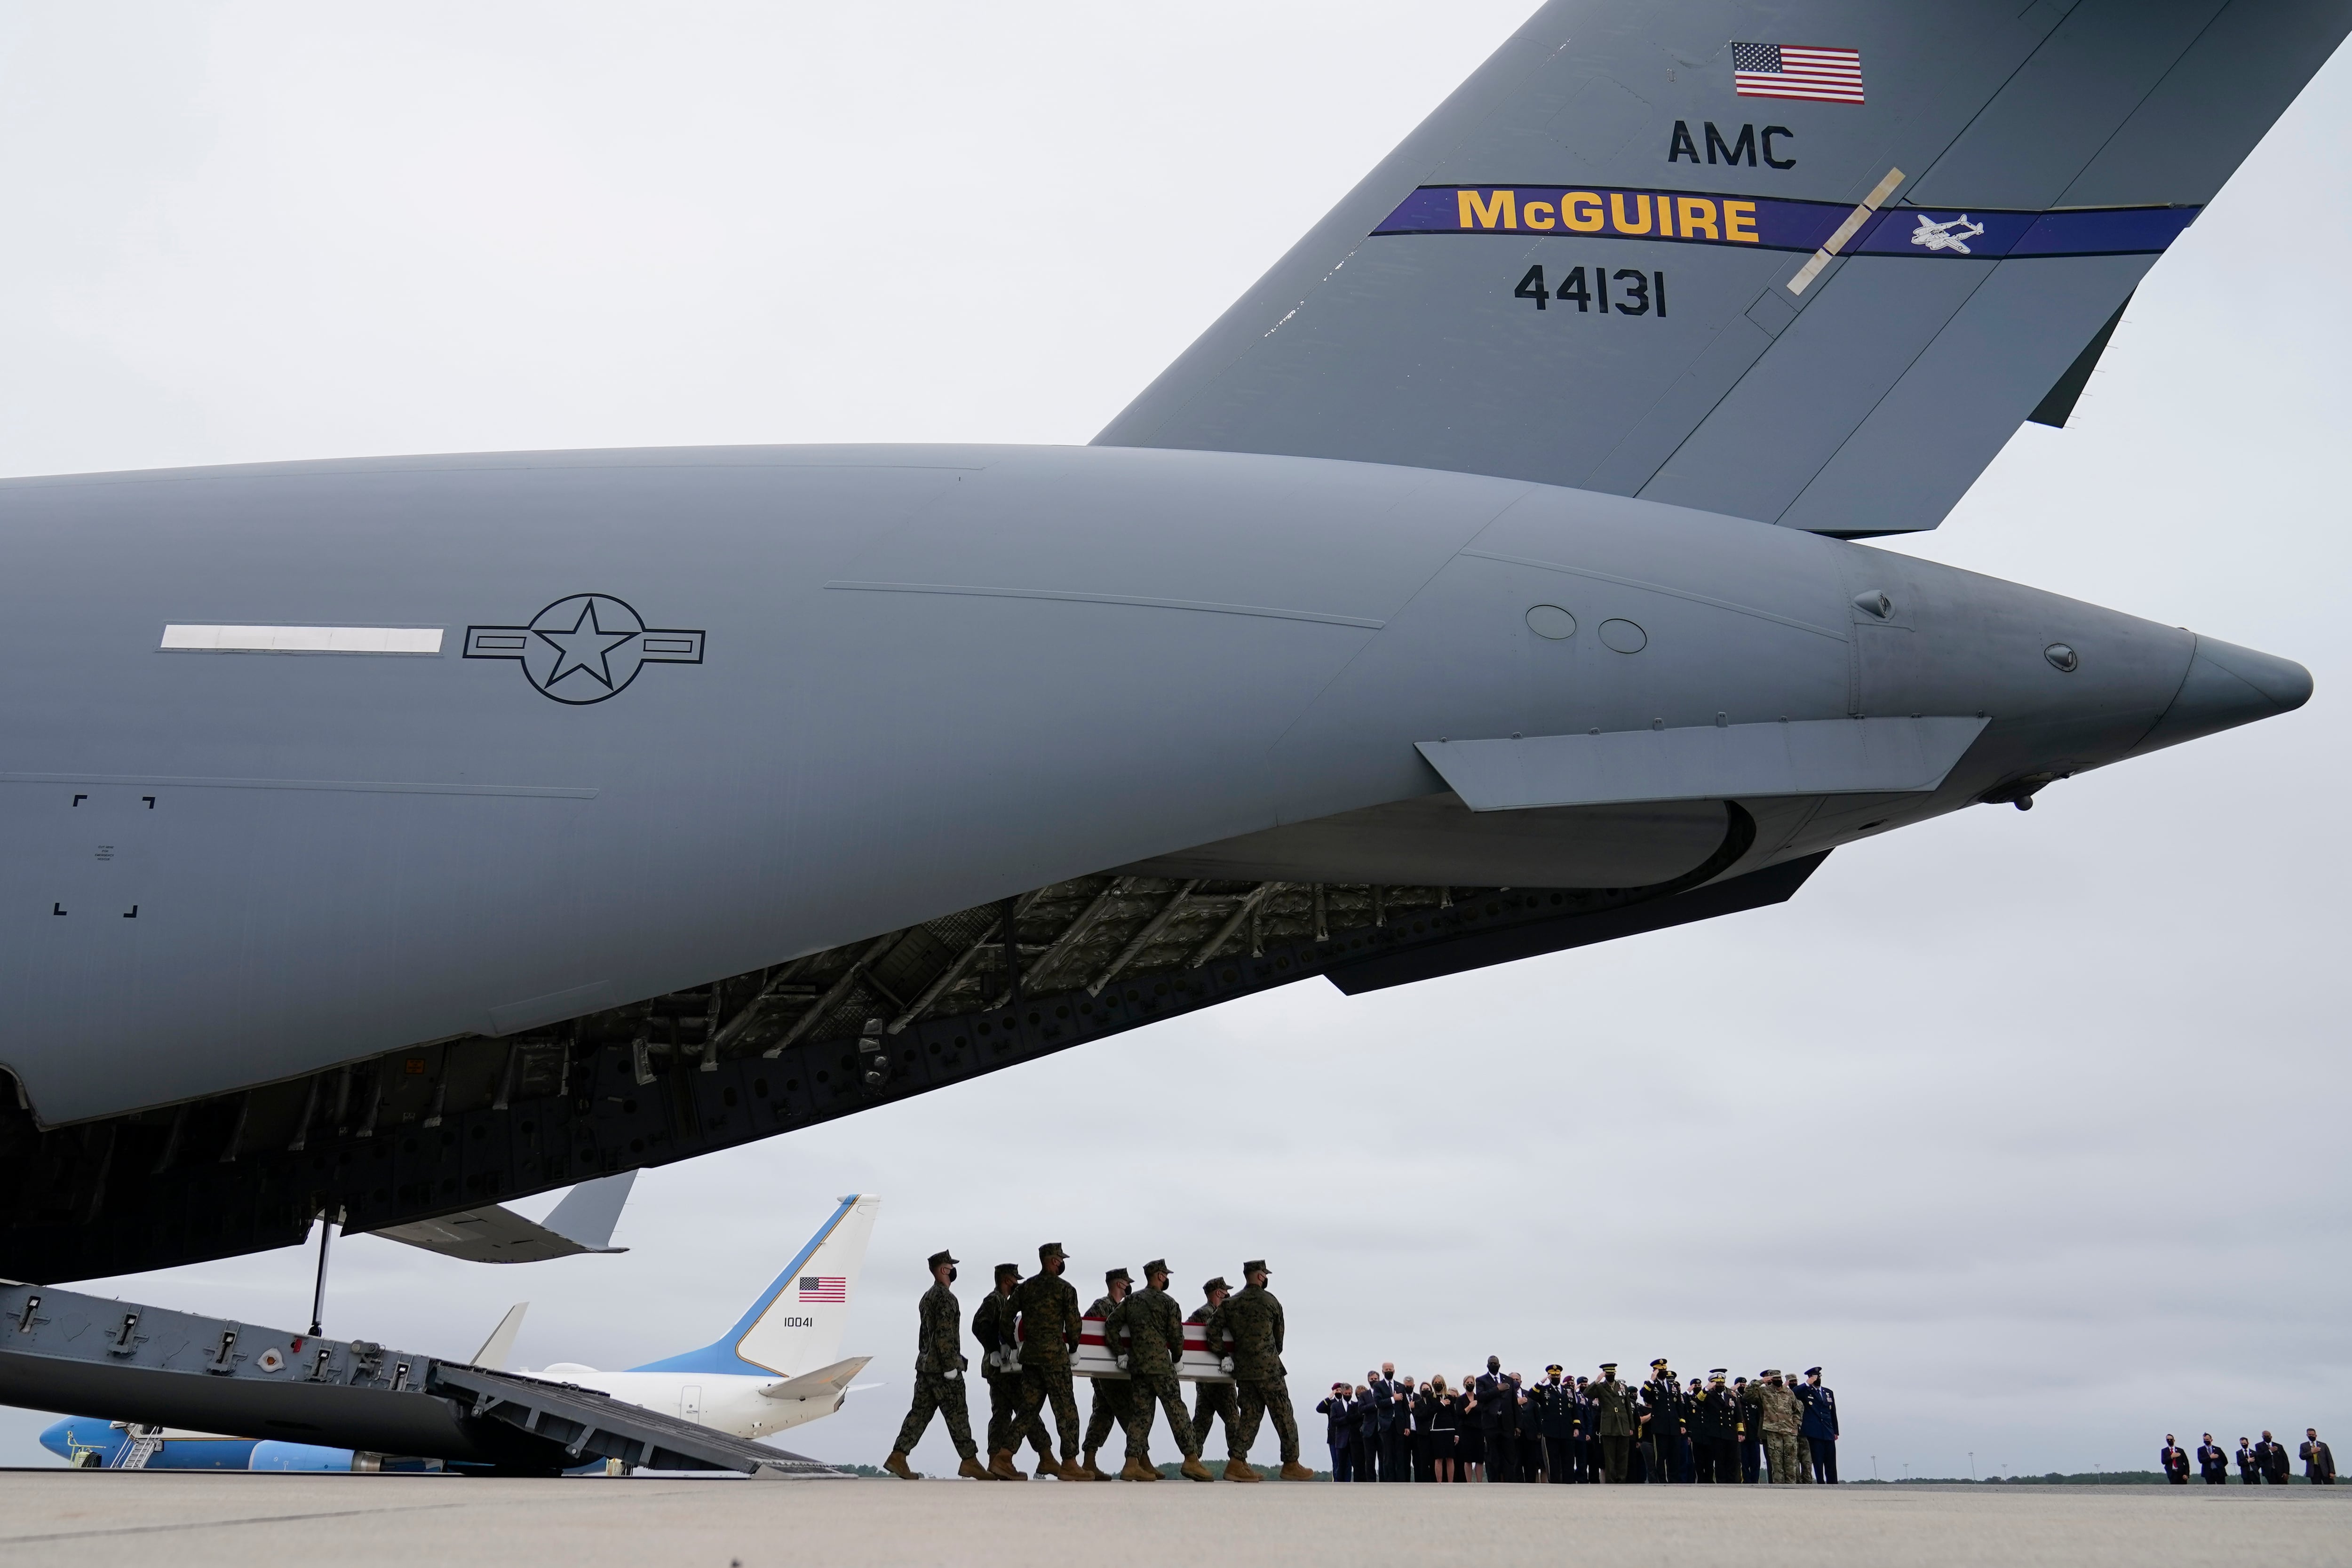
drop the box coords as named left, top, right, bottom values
left=798, top=1275, right=847, bottom=1303
left=1733, top=43, right=1864, bottom=104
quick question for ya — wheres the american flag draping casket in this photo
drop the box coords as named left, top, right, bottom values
left=1073, top=1314, right=1232, bottom=1382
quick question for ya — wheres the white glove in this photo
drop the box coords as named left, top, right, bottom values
left=1115, top=1354, right=1129, bottom=1371
left=1220, top=1357, right=1234, bottom=1374
left=943, top=1368, right=960, bottom=1381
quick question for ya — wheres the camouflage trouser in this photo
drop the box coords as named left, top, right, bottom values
left=1083, top=1376, right=1135, bottom=1455
left=1235, top=1376, right=1301, bottom=1465
left=1192, top=1381, right=1242, bottom=1459
left=1126, top=1370, right=1198, bottom=1460
left=985, top=1372, right=1025, bottom=1454
left=892, top=1369, right=977, bottom=1459
left=1019, top=1360, right=1081, bottom=1458
left=1763, top=1430, right=1803, bottom=1484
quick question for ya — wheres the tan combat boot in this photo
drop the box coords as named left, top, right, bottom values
left=1181, top=1456, right=1215, bottom=1482
left=988, top=1448, right=1026, bottom=1481
left=1120, top=1457, right=1159, bottom=1481
left=1279, top=1460, right=1316, bottom=1480
left=883, top=1451, right=917, bottom=1480
left=1223, top=1457, right=1261, bottom=1482
left=1079, top=1449, right=1104, bottom=1481
left=958, top=1454, right=995, bottom=1480
left=1033, top=1452, right=1062, bottom=1480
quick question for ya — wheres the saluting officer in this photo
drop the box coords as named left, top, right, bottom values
left=1641, top=1359, right=1684, bottom=1483
left=882, top=1250, right=993, bottom=1481
left=1537, top=1366, right=1575, bottom=1483
left=1589, top=1363, right=1637, bottom=1483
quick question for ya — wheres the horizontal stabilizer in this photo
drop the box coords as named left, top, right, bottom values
left=1099, top=0, right=2352, bottom=534
left=368, top=1170, right=636, bottom=1264
left=760, top=1355, right=872, bottom=1402
left=1417, top=716, right=1987, bottom=811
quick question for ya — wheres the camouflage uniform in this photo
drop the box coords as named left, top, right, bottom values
left=1081, top=1292, right=1136, bottom=1458
left=1186, top=1297, right=1242, bottom=1459
left=1750, top=1375, right=1804, bottom=1484
left=1110, top=1282, right=1199, bottom=1460
left=1587, top=1373, right=1638, bottom=1482
left=1014, top=1266, right=1083, bottom=1461
left=1223, top=1281, right=1300, bottom=1465
left=970, top=1280, right=1027, bottom=1457
left=891, top=1278, right=978, bottom=1460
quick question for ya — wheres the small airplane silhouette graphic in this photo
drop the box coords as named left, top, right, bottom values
left=1909, top=213, right=1988, bottom=254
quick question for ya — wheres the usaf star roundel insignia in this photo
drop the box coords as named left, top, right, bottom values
left=464, top=594, right=704, bottom=704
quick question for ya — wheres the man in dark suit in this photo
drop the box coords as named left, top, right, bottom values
left=1315, top=1382, right=1356, bottom=1480
left=2160, top=1434, right=2190, bottom=1483
left=2197, top=1433, right=2229, bottom=1484
left=2301, top=1428, right=2336, bottom=1484
left=1368, top=1363, right=1406, bottom=1482
left=2237, top=1437, right=2259, bottom=1483
left=2258, top=1431, right=2291, bottom=1483
left=1475, top=1357, right=1514, bottom=1481
left=1350, top=1381, right=1378, bottom=1481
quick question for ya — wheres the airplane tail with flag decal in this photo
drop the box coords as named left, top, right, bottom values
left=628, top=1194, right=879, bottom=1378
left=1097, top=0, right=2352, bottom=536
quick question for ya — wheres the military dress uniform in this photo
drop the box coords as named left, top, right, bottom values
left=1735, top=1379, right=1764, bottom=1482
left=886, top=1251, right=986, bottom=1480
left=1013, top=1243, right=1084, bottom=1476
left=1797, top=1369, right=1839, bottom=1483
left=1224, top=1262, right=1311, bottom=1479
left=1536, top=1370, right=1575, bottom=1484
left=970, top=1266, right=1029, bottom=1476
left=1588, top=1367, right=1638, bottom=1482
left=1691, top=1375, right=1740, bottom=1483
left=1186, top=1281, right=1242, bottom=1463
left=1080, top=1273, right=1136, bottom=1477
left=1107, top=1263, right=1208, bottom=1480
left=1641, top=1364, right=1684, bottom=1483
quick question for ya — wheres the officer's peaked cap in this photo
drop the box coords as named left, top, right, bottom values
left=1039, top=1241, right=1066, bottom=1259
left=927, top=1250, right=958, bottom=1269
left=1598, top=1362, right=1617, bottom=1370
left=1805, top=1366, right=1823, bottom=1376
left=1142, top=1258, right=1169, bottom=1276
left=1709, top=1369, right=1728, bottom=1378
left=1242, top=1259, right=1269, bottom=1275
left=1201, top=1276, right=1230, bottom=1294
left=1650, top=1358, right=1669, bottom=1369
left=1105, top=1266, right=1131, bottom=1284
left=1545, top=1364, right=1563, bottom=1374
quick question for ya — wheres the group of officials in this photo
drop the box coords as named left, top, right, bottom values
left=885, top=1245, right=1318, bottom=1481
left=1317, top=1361, right=1841, bottom=1485
left=2161, top=1431, right=2336, bottom=1484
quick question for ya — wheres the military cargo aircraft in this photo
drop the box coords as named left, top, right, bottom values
left=0, top=0, right=2329, bottom=1282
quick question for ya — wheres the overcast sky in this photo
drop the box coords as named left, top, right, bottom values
left=1, top=2, right=2345, bottom=1480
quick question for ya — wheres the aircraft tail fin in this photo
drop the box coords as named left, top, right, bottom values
left=1095, top=0, right=2352, bottom=535
left=471, top=1303, right=529, bottom=1371
left=540, top=1170, right=636, bottom=1252
left=630, top=1194, right=880, bottom=1377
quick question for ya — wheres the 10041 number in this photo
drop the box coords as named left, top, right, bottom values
left=1513, top=264, right=1665, bottom=316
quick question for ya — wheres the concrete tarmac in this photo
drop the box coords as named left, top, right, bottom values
left=2, top=1471, right=2346, bottom=1568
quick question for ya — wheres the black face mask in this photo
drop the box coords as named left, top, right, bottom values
left=947, top=1267, right=957, bottom=1283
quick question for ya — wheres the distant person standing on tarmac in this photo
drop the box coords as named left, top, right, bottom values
left=1751, top=1370, right=1804, bottom=1484
left=1799, top=1368, right=1840, bottom=1483
left=2197, top=1433, right=2229, bottom=1484
left=1589, top=1364, right=1637, bottom=1483
left=2302, top=1429, right=2336, bottom=1483
left=2160, top=1435, right=2190, bottom=1483
left=883, top=1250, right=992, bottom=1482
left=1224, top=1260, right=1314, bottom=1481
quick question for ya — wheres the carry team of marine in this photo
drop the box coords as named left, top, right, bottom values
left=886, top=1246, right=1313, bottom=1482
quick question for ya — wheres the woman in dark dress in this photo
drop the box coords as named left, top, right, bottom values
left=1456, top=1374, right=1484, bottom=1481
left=1424, top=1376, right=1456, bottom=1482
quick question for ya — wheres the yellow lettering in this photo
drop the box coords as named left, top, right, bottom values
left=1677, top=197, right=1719, bottom=240
left=1608, top=192, right=1653, bottom=235
left=1722, top=199, right=1759, bottom=243
left=1563, top=192, right=1604, bottom=232
left=1524, top=200, right=1555, bottom=230
left=1657, top=195, right=1676, bottom=238
left=1458, top=189, right=1517, bottom=230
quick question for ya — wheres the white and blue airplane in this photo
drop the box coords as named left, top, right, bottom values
left=38, top=1192, right=879, bottom=1470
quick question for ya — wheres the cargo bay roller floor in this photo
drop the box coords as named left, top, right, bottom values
left=3, top=1472, right=2345, bottom=1567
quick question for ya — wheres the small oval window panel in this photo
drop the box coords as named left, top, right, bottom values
left=1526, top=604, right=1577, bottom=640
left=1598, top=618, right=1647, bottom=654
left=2044, top=642, right=2080, bottom=673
